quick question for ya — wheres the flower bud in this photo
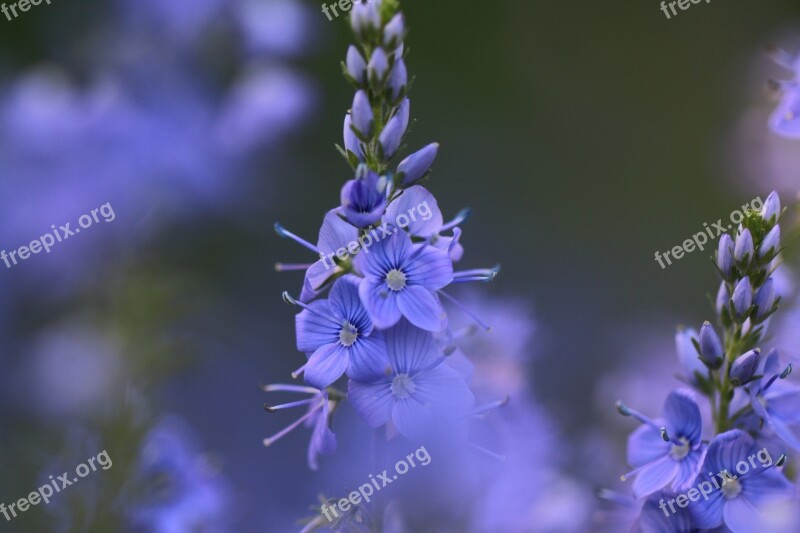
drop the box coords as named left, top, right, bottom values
left=397, top=143, right=439, bottom=185
left=754, top=278, right=776, bottom=321
left=731, top=277, right=753, bottom=318
left=379, top=113, right=405, bottom=158
left=730, top=349, right=761, bottom=386
left=368, top=48, right=389, bottom=83
left=343, top=115, right=363, bottom=160
left=351, top=0, right=381, bottom=37
left=759, top=225, right=780, bottom=259
left=676, top=327, right=706, bottom=384
left=346, top=45, right=367, bottom=84
left=734, top=228, right=754, bottom=265
left=352, top=90, right=373, bottom=137
left=717, top=234, right=734, bottom=277
left=388, top=58, right=407, bottom=101
left=383, top=13, right=405, bottom=48
left=762, top=191, right=781, bottom=223
left=396, top=97, right=410, bottom=132
left=699, top=321, right=724, bottom=369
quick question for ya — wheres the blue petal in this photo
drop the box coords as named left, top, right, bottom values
left=317, top=208, right=358, bottom=255
left=627, top=423, right=669, bottom=467
left=384, top=185, right=443, bottom=238
left=673, top=447, right=706, bottom=492
left=703, top=430, right=754, bottom=476
left=358, top=279, right=402, bottom=329
left=633, top=455, right=680, bottom=498
left=346, top=331, right=390, bottom=382
left=329, top=275, right=373, bottom=335
left=765, top=384, right=800, bottom=424
left=384, top=319, right=440, bottom=375
left=295, top=300, right=339, bottom=353
left=412, top=363, right=474, bottom=416
left=404, top=244, right=453, bottom=290
left=354, top=231, right=412, bottom=279
left=663, top=390, right=703, bottom=445
left=688, top=485, right=725, bottom=529
left=639, top=493, right=695, bottom=533
left=392, top=398, right=435, bottom=441
left=347, top=379, right=393, bottom=428
left=304, top=344, right=349, bottom=389
left=301, top=259, right=338, bottom=302
left=742, top=469, right=794, bottom=507
left=675, top=328, right=706, bottom=384
left=396, top=285, right=446, bottom=332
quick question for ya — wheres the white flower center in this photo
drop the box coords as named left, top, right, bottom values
left=339, top=322, right=358, bottom=347
left=391, top=374, right=416, bottom=399
left=386, top=269, right=407, bottom=291
left=670, top=437, right=691, bottom=461
left=722, top=477, right=742, bottom=499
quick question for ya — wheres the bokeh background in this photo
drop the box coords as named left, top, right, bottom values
left=1, top=0, right=800, bottom=531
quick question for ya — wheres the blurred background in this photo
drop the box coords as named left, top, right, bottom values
left=1, top=0, right=800, bottom=531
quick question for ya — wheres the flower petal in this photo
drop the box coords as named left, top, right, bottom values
left=304, top=344, right=349, bottom=389
left=384, top=185, right=443, bottom=238
left=412, top=363, right=474, bottom=416
left=663, top=390, right=702, bottom=444
left=688, top=486, right=725, bottom=530
left=627, top=423, right=669, bottom=467
left=384, top=318, right=440, bottom=375
left=396, top=285, right=446, bottom=332
left=317, top=208, right=358, bottom=254
left=392, top=398, right=435, bottom=441
left=329, top=275, right=373, bottom=335
left=404, top=244, right=453, bottom=290
left=348, top=379, right=393, bottom=428
left=358, top=279, right=402, bottom=330
left=295, top=300, right=339, bottom=353
left=632, top=455, right=680, bottom=498
left=346, top=331, right=390, bottom=382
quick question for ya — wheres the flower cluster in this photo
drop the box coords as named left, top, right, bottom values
left=264, top=0, right=500, bottom=471
left=768, top=45, right=800, bottom=139
left=609, top=192, right=800, bottom=532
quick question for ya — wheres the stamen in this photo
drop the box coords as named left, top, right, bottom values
left=264, top=398, right=317, bottom=412
left=660, top=427, right=671, bottom=443
left=453, top=265, right=501, bottom=283
left=441, top=208, right=471, bottom=231
left=275, top=263, right=313, bottom=272
left=620, top=464, right=646, bottom=482
left=447, top=227, right=462, bottom=255
left=468, top=396, right=510, bottom=417
left=260, top=383, right=320, bottom=394
left=274, top=223, right=319, bottom=253
left=282, top=291, right=346, bottom=328
left=615, top=401, right=662, bottom=431
left=469, top=442, right=506, bottom=462
left=452, top=325, right=478, bottom=339
left=292, top=362, right=308, bottom=379
left=438, top=290, right=491, bottom=331
left=263, top=400, right=324, bottom=446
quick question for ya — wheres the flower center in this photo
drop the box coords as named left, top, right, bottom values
left=391, top=374, right=416, bottom=399
left=386, top=269, right=407, bottom=291
left=670, top=437, right=691, bottom=461
left=722, top=477, right=742, bottom=499
left=339, top=322, right=358, bottom=347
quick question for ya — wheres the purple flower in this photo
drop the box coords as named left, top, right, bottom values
left=699, top=321, right=724, bottom=369
left=689, top=430, right=794, bottom=531
left=396, top=143, right=439, bottom=186
left=746, top=349, right=800, bottom=450
left=294, top=275, right=388, bottom=388
left=340, top=167, right=388, bottom=228
left=731, top=277, right=753, bottom=318
left=640, top=491, right=696, bottom=533
left=620, top=390, right=707, bottom=498
left=352, top=90, right=373, bottom=137
left=730, top=349, right=761, bottom=386
left=262, top=385, right=338, bottom=471
left=753, top=278, right=777, bottom=322
left=347, top=319, right=474, bottom=440
left=355, top=230, right=453, bottom=331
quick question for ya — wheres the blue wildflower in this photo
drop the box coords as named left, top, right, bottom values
left=340, top=166, right=388, bottom=228
left=355, top=230, right=453, bottom=331
left=745, top=349, right=800, bottom=449
left=618, top=390, right=707, bottom=498
left=347, top=319, right=474, bottom=440
left=291, top=275, right=388, bottom=388
left=689, top=429, right=793, bottom=531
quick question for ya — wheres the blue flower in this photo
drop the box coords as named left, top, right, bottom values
left=620, top=390, right=707, bottom=498
left=293, top=275, right=388, bottom=388
left=347, top=319, right=474, bottom=440
left=745, top=349, right=800, bottom=450
left=689, top=429, right=794, bottom=531
left=355, top=230, right=453, bottom=331
left=730, top=349, right=760, bottom=386
left=340, top=166, right=388, bottom=228
left=639, top=491, right=696, bottom=533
